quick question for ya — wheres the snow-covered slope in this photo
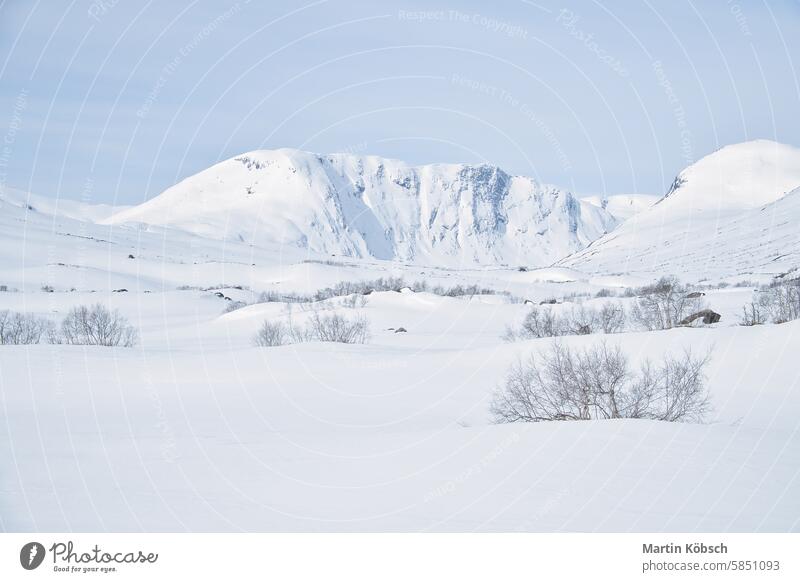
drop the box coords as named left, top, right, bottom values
left=581, top=193, right=658, bottom=221
left=561, top=140, right=800, bottom=280
left=105, top=149, right=617, bottom=267
left=0, top=185, right=128, bottom=222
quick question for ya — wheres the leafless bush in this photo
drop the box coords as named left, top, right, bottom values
left=0, top=310, right=53, bottom=345
left=306, top=312, right=370, bottom=344
left=224, top=300, right=248, bottom=313
left=562, top=305, right=598, bottom=335
left=598, top=302, right=626, bottom=334
left=301, top=258, right=346, bottom=266
left=733, top=280, right=758, bottom=288
left=504, top=306, right=563, bottom=340
left=342, top=294, right=368, bottom=309
left=490, top=342, right=710, bottom=423
left=739, top=301, right=767, bottom=326
left=254, top=313, right=370, bottom=347
left=595, top=288, right=615, bottom=298
left=258, top=290, right=307, bottom=303
left=630, top=276, right=704, bottom=330
left=561, top=291, right=591, bottom=303
left=756, top=281, right=800, bottom=324
left=58, top=304, right=138, bottom=347
left=505, top=302, right=627, bottom=341
left=255, top=277, right=519, bottom=307
left=253, top=320, right=288, bottom=347
left=636, top=350, right=712, bottom=422
left=286, top=321, right=314, bottom=343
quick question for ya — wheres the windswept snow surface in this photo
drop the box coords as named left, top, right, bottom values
left=104, top=149, right=617, bottom=267
left=562, top=140, right=800, bottom=280
left=2, top=141, right=800, bottom=532
left=1, top=287, right=799, bottom=531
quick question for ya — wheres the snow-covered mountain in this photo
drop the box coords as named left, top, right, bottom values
left=560, top=140, right=800, bottom=280
left=104, top=149, right=618, bottom=267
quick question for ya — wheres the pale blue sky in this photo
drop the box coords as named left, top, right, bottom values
left=1, top=0, right=799, bottom=205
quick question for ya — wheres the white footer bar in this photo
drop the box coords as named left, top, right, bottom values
left=1, top=533, right=796, bottom=581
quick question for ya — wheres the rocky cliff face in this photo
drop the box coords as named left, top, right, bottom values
left=105, top=149, right=618, bottom=266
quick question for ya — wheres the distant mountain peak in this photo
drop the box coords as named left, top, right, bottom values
left=104, top=149, right=618, bottom=267
left=561, top=139, right=800, bottom=279
left=660, top=139, right=800, bottom=211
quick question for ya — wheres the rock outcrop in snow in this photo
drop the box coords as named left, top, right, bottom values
left=105, top=149, right=618, bottom=267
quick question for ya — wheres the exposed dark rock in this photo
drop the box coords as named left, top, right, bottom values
left=680, top=309, right=721, bottom=325
left=685, top=291, right=705, bottom=298
left=394, top=327, right=407, bottom=333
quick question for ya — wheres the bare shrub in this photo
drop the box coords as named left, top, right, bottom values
left=253, top=320, right=287, bottom=347
left=301, top=258, right=345, bottom=266
left=562, top=305, right=598, bottom=335
left=342, top=294, right=368, bottom=309
left=0, top=310, right=53, bottom=345
left=598, top=302, right=626, bottom=334
left=561, top=291, right=591, bottom=303
left=255, top=277, right=520, bottom=307
left=595, top=288, right=615, bottom=298
left=739, top=302, right=767, bottom=326
left=306, top=312, right=370, bottom=344
left=58, top=304, right=138, bottom=347
left=505, top=302, right=627, bottom=341
left=505, top=306, right=563, bottom=340
left=286, top=321, right=314, bottom=343
left=491, top=341, right=710, bottom=423
left=630, top=276, right=704, bottom=330
left=636, top=351, right=712, bottom=422
left=255, top=313, right=370, bottom=347
left=224, top=300, right=248, bottom=313
left=258, top=290, right=306, bottom=303
left=757, top=281, right=800, bottom=324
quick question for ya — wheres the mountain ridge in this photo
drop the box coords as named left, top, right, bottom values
left=560, top=139, right=800, bottom=279
left=104, top=148, right=620, bottom=267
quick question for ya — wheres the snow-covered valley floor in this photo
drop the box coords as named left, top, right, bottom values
left=1, top=197, right=799, bottom=532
